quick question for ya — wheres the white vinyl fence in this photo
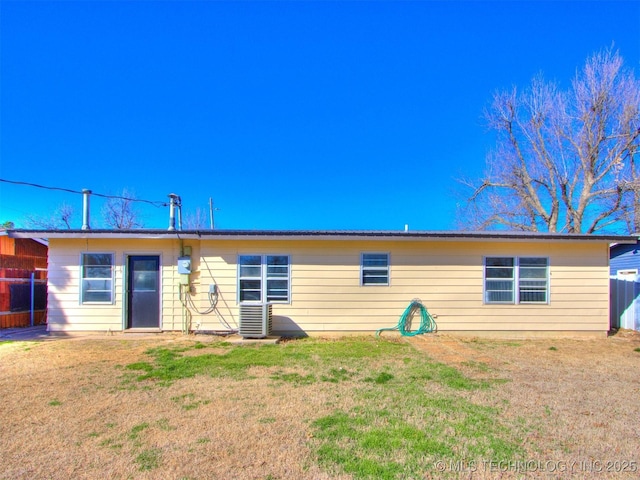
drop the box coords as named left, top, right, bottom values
left=610, top=275, right=640, bottom=331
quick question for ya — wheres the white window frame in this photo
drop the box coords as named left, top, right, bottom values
left=238, top=254, right=290, bottom=304
left=361, top=252, right=390, bottom=286
left=484, top=256, right=549, bottom=305
left=80, top=252, right=115, bottom=304
left=484, top=257, right=515, bottom=303
left=617, top=269, right=638, bottom=279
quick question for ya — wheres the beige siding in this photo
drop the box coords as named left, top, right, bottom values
left=189, top=239, right=610, bottom=335
left=47, top=238, right=183, bottom=332
left=47, top=237, right=611, bottom=335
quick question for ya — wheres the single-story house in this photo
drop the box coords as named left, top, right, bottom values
left=610, top=238, right=640, bottom=331
left=6, top=229, right=636, bottom=338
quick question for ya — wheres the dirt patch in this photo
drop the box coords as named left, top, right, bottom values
left=409, top=334, right=500, bottom=370
left=1, top=332, right=639, bottom=479
left=0, top=336, right=346, bottom=480
left=411, top=331, right=640, bottom=477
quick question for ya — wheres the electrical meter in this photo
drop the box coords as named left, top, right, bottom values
left=177, top=256, right=192, bottom=274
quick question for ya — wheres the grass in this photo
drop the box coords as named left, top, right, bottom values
left=121, top=336, right=526, bottom=479
left=270, top=371, right=316, bottom=385
left=125, top=337, right=409, bottom=385
left=171, top=393, right=210, bottom=410
left=363, top=371, right=394, bottom=384
left=135, top=448, right=161, bottom=471
left=3, top=333, right=639, bottom=479
left=129, top=422, right=149, bottom=441
left=311, top=359, right=523, bottom=479
left=127, top=343, right=301, bottom=383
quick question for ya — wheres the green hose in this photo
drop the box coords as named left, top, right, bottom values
left=375, top=299, right=437, bottom=338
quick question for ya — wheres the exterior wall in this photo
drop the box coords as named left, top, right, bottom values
left=47, top=238, right=183, bottom=332
left=610, top=242, right=640, bottom=275
left=193, top=238, right=610, bottom=335
left=46, top=237, right=611, bottom=335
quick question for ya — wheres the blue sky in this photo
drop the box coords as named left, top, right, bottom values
left=1, top=0, right=639, bottom=231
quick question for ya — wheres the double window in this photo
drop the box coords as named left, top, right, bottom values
left=361, top=253, right=390, bottom=286
left=81, top=253, right=114, bottom=304
left=238, top=255, right=290, bottom=303
left=484, top=257, right=549, bottom=304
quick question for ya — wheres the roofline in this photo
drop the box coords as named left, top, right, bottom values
left=4, top=229, right=637, bottom=244
left=1, top=230, right=49, bottom=246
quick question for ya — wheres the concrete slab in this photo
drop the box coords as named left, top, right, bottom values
left=0, top=327, right=282, bottom=344
left=226, top=335, right=281, bottom=345
left=0, top=325, right=52, bottom=341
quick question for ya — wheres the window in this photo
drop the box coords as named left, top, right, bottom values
left=518, top=257, right=549, bottom=303
left=81, top=253, right=114, bottom=303
left=485, top=257, right=514, bottom=303
left=361, top=253, right=389, bottom=286
left=617, top=269, right=638, bottom=279
left=485, top=257, right=548, bottom=304
left=238, top=255, right=290, bottom=303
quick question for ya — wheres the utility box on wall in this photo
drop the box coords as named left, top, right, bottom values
left=177, top=256, right=191, bottom=274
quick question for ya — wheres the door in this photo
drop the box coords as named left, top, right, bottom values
left=127, top=255, right=160, bottom=329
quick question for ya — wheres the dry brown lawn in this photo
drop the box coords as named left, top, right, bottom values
left=1, top=330, right=639, bottom=479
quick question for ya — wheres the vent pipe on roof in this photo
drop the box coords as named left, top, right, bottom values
left=168, top=193, right=180, bottom=231
left=81, top=189, right=92, bottom=230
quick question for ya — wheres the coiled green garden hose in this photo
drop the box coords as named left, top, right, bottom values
left=375, top=299, right=437, bottom=337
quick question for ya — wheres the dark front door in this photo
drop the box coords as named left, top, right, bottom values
left=127, top=255, right=160, bottom=329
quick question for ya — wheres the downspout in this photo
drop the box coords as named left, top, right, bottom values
left=175, top=236, right=188, bottom=334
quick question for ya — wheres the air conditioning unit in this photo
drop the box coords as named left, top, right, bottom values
left=238, top=304, right=273, bottom=339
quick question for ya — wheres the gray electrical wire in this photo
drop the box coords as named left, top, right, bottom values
left=180, top=286, right=237, bottom=332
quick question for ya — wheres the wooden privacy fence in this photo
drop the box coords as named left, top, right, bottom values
left=0, top=275, right=47, bottom=328
left=0, top=236, right=48, bottom=328
left=610, top=276, right=640, bottom=332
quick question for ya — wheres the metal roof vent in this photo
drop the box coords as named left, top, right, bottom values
left=81, top=189, right=91, bottom=230
left=168, top=193, right=181, bottom=231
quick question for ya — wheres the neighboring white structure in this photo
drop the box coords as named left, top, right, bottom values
left=610, top=240, right=640, bottom=331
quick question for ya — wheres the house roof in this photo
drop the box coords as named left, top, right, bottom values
left=0, top=230, right=49, bottom=246
left=5, top=229, right=637, bottom=244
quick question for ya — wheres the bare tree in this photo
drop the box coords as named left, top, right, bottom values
left=102, top=189, right=143, bottom=229
left=183, top=207, right=210, bottom=230
left=460, top=48, right=640, bottom=233
left=24, top=203, right=74, bottom=229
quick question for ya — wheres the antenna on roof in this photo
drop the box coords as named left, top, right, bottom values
left=209, top=197, right=220, bottom=230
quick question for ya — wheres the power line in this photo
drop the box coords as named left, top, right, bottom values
left=0, top=178, right=169, bottom=207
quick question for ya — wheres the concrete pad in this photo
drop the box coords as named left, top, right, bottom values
left=0, top=325, right=52, bottom=341
left=226, top=335, right=281, bottom=345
